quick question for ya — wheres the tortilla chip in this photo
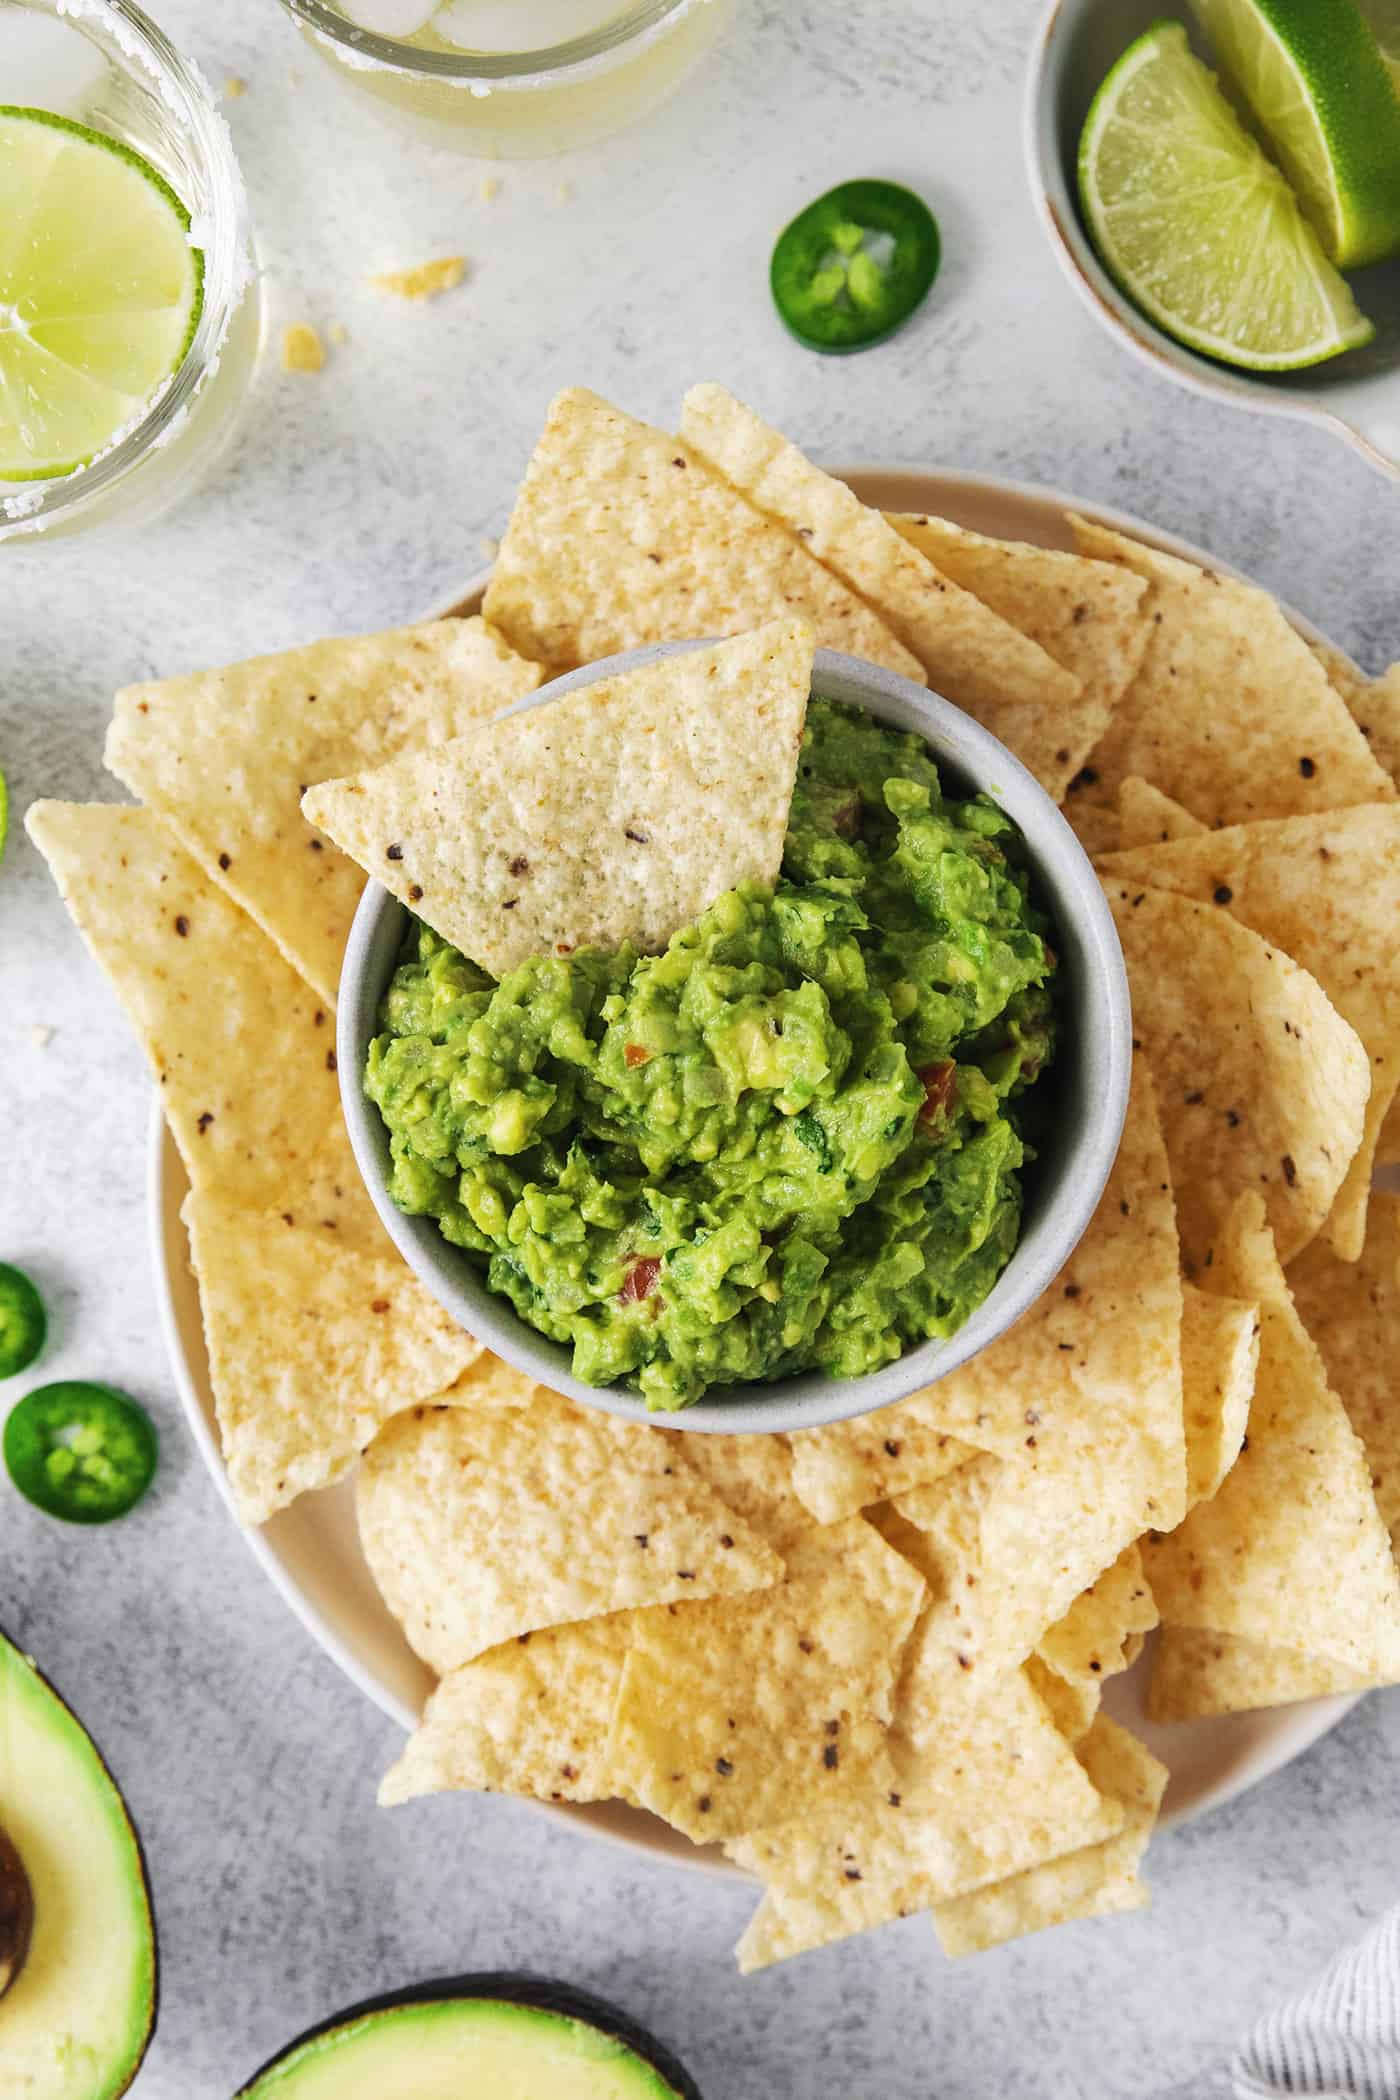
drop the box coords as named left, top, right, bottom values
left=1148, top=1625, right=1374, bottom=1722
left=25, top=802, right=372, bottom=1239
left=1290, top=1192, right=1400, bottom=1551
left=728, top=1660, right=1122, bottom=1971
left=1115, top=777, right=1206, bottom=851
left=679, top=385, right=1076, bottom=720
left=1105, top=880, right=1370, bottom=1268
left=104, top=619, right=543, bottom=1006
left=1334, top=659, right=1400, bottom=785
left=1142, top=1194, right=1400, bottom=1679
left=885, top=513, right=1151, bottom=799
left=787, top=1415, right=977, bottom=1527
left=183, top=1190, right=479, bottom=1525
left=379, top=1615, right=634, bottom=1807
left=663, top=1432, right=813, bottom=1552
left=481, top=388, right=922, bottom=680
left=930, top=1717, right=1166, bottom=1955
left=1309, top=639, right=1370, bottom=714
left=1035, top=1546, right=1158, bottom=1707
left=1025, top=1655, right=1099, bottom=1744
left=1104, top=807, right=1400, bottom=1259
left=304, top=619, right=813, bottom=979
left=1181, top=1285, right=1258, bottom=1509
left=606, top=1519, right=925, bottom=1843
left=1066, top=521, right=1394, bottom=827
left=357, top=1393, right=783, bottom=1672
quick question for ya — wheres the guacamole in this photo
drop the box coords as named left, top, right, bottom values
left=367, top=700, right=1057, bottom=1409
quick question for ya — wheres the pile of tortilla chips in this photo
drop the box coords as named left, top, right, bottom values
left=27, top=382, right=1400, bottom=1971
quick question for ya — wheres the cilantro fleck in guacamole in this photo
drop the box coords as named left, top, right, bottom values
left=367, top=700, right=1058, bottom=1410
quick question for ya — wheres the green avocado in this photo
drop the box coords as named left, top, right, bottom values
left=0, top=1630, right=156, bottom=2098
left=236, top=1979, right=700, bottom=2099
left=369, top=698, right=1057, bottom=1409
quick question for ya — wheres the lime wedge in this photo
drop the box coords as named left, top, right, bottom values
left=1078, top=23, right=1374, bottom=373
left=1190, top=0, right=1400, bottom=268
left=0, top=107, right=204, bottom=481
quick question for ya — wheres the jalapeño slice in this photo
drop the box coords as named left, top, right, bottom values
left=0, top=1265, right=45, bottom=1379
left=771, top=179, right=941, bottom=352
left=5, top=1382, right=157, bottom=1523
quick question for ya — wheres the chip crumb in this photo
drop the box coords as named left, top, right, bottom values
left=328, top=322, right=349, bottom=347
left=371, top=257, right=467, bottom=302
left=224, top=74, right=247, bottom=98
left=281, top=323, right=325, bottom=374
left=555, top=180, right=574, bottom=203
left=480, top=535, right=500, bottom=560
left=29, top=1024, right=54, bottom=1050
left=480, top=176, right=500, bottom=202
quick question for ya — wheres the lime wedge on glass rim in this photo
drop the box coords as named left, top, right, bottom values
left=1189, top=0, right=1400, bottom=269
left=1078, top=23, right=1374, bottom=373
left=0, top=107, right=204, bottom=482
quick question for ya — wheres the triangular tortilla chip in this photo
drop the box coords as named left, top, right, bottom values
left=183, top=1190, right=479, bottom=1525
left=481, top=388, right=921, bottom=680
left=105, top=619, right=542, bottom=1006
left=1035, top=1546, right=1158, bottom=1712
left=679, top=384, right=1077, bottom=720
left=1181, top=1284, right=1258, bottom=1509
left=662, top=1431, right=814, bottom=1553
left=1142, top=1194, right=1400, bottom=1679
left=1104, top=807, right=1400, bottom=1258
left=356, top=1391, right=783, bottom=1672
left=606, top=1520, right=925, bottom=1843
left=1066, top=521, right=1394, bottom=827
left=304, top=619, right=814, bottom=979
left=379, top=1615, right=635, bottom=1808
left=1115, top=776, right=1207, bottom=851
left=885, top=512, right=1151, bottom=798
left=786, top=1414, right=977, bottom=1527
left=728, top=1658, right=1122, bottom=1971
left=25, top=802, right=371, bottom=1238
left=1340, top=659, right=1400, bottom=784
left=1148, top=1625, right=1374, bottom=1722
left=1105, top=879, right=1370, bottom=1267
left=930, top=1717, right=1167, bottom=1955
left=1290, top=1192, right=1400, bottom=1550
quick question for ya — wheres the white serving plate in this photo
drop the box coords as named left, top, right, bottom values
left=151, top=467, right=1363, bottom=1878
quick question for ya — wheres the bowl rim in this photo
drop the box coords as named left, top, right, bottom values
left=1020, top=0, right=1400, bottom=483
left=336, top=638, right=1131, bottom=1434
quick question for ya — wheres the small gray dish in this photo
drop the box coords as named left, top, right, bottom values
left=337, top=641, right=1131, bottom=1436
left=1026, top=0, right=1400, bottom=479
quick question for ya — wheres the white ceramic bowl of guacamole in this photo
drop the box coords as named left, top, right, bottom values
left=337, top=643, right=1130, bottom=1435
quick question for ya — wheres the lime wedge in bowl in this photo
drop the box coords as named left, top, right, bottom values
left=1190, top=0, right=1400, bottom=268
left=1078, top=23, right=1374, bottom=373
left=0, top=107, right=204, bottom=481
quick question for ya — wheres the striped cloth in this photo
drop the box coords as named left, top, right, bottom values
left=1229, top=1909, right=1400, bottom=2098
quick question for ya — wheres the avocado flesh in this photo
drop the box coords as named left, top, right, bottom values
left=0, top=1633, right=156, bottom=2099
left=242, top=1998, right=686, bottom=2098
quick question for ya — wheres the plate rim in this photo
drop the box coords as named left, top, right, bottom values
left=152, top=461, right=1362, bottom=1881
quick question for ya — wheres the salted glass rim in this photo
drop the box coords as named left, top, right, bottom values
left=278, top=0, right=706, bottom=81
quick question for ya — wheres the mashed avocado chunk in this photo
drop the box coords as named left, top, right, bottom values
left=367, top=700, right=1057, bottom=1409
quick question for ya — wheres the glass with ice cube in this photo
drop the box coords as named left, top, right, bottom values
left=277, top=0, right=734, bottom=155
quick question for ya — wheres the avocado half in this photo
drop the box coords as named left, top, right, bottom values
left=0, top=1629, right=157, bottom=2099
left=235, top=1974, right=703, bottom=2099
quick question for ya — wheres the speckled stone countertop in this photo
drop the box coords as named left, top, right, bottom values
left=4, top=5, right=1400, bottom=2095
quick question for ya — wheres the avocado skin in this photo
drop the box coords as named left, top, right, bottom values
left=0, top=1626, right=159, bottom=2093
left=233, top=1973, right=702, bottom=2099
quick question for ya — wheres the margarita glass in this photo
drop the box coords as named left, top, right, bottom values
left=0, top=0, right=260, bottom=544
left=278, top=0, right=735, bottom=157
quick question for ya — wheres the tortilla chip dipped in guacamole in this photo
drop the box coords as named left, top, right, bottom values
left=334, top=636, right=1058, bottom=1409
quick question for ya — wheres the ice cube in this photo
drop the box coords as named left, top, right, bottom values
left=336, top=0, right=439, bottom=33
left=0, top=10, right=110, bottom=117
left=433, top=0, right=625, bottom=54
